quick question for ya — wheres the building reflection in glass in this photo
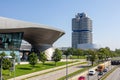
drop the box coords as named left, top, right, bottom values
left=0, top=32, right=23, bottom=50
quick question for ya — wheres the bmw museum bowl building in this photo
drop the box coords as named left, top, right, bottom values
left=0, top=17, right=65, bottom=62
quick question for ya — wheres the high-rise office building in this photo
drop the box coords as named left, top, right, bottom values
left=72, top=13, right=92, bottom=49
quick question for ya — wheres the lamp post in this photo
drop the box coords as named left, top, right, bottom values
left=66, top=55, right=68, bottom=80
left=0, top=58, right=2, bottom=80
left=87, top=55, right=90, bottom=80
left=65, top=52, right=69, bottom=80
left=64, top=48, right=71, bottom=80
left=87, top=54, right=92, bottom=80
left=9, top=58, right=15, bottom=80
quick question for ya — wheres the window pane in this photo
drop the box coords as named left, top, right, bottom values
left=0, top=32, right=23, bottom=50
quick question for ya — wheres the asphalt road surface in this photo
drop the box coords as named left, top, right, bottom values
left=26, top=63, right=87, bottom=80
left=106, top=66, right=120, bottom=80
left=83, top=65, right=114, bottom=80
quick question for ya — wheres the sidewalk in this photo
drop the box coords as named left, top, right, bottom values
left=8, top=60, right=86, bottom=80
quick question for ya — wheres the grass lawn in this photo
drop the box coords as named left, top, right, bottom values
left=70, top=56, right=86, bottom=59
left=2, top=61, right=75, bottom=80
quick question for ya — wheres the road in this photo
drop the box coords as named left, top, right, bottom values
left=82, top=65, right=114, bottom=80
left=68, top=61, right=112, bottom=80
left=106, top=66, right=120, bottom=80
left=26, top=63, right=87, bottom=80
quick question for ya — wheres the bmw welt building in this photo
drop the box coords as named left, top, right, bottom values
left=0, top=17, right=65, bottom=61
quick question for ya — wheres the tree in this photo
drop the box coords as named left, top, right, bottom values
left=115, top=49, right=120, bottom=56
left=39, top=52, right=47, bottom=65
left=0, top=52, right=6, bottom=58
left=76, top=49, right=83, bottom=59
left=98, top=48, right=105, bottom=62
left=2, top=58, right=12, bottom=70
left=10, top=51, right=16, bottom=59
left=28, top=52, right=38, bottom=68
left=69, top=48, right=76, bottom=55
left=99, top=47, right=111, bottom=61
left=111, top=51, right=117, bottom=57
left=87, top=49, right=97, bottom=66
left=105, top=47, right=111, bottom=60
left=63, top=48, right=72, bottom=57
left=0, top=52, right=12, bottom=71
left=52, top=49, right=62, bottom=66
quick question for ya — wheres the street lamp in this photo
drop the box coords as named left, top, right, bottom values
left=86, top=55, right=90, bottom=80
left=86, top=54, right=92, bottom=80
left=64, top=49, right=71, bottom=80
left=66, top=55, right=68, bottom=80
left=0, top=57, right=2, bottom=80
left=10, top=58, right=15, bottom=80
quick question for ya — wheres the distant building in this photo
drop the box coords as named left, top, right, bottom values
left=77, top=43, right=98, bottom=50
left=57, top=47, right=71, bottom=51
left=72, top=13, right=95, bottom=49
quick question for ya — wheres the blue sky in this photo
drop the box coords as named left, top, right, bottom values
left=0, top=0, right=120, bottom=50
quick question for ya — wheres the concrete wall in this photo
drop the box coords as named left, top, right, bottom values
left=32, top=44, right=54, bottom=60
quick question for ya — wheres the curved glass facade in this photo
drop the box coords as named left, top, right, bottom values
left=0, top=32, right=23, bottom=50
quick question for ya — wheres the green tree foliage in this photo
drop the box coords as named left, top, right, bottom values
left=2, top=58, right=12, bottom=70
left=39, top=52, right=47, bottom=65
left=10, top=51, right=16, bottom=59
left=69, top=48, right=76, bottom=55
left=87, top=49, right=97, bottom=66
left=28, top=52, right=38, bottom=68
left=63, top=48, right=72, bottom=57
left=98, top=47, right=111, bottom=61
left=63, top=48, right=73, bottom=65
left=0, top=52, right=6, bottom=58
left=76, top=49, right=83, bottom=59
left=115, top=49, right=120, bottom=56
left=98, top=48, right=106, bottom=62
left=105, top=47, right=111, bottom=59
left=52, top=49, right=62, bottom=66
left=0, top=52, right=12, bottom=70
left=111, top=51, right=117, bottom=57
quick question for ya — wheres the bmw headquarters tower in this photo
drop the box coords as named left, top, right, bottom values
left=72, top=13, right=95, bottom=49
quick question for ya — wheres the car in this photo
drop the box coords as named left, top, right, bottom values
left=95, top=68, right=98, bottom=71
left=78, top=76, right=86, bottom=80
left=88, top=70, right=96, bottom=75
left=103, top=68, right=107, bottom=72
left=98, top=72, right=103, bottom=75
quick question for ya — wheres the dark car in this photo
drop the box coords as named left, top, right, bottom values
left=103, top=68, right=107, bottom=72
left=78, top=76, right=86, bottom=80
left=98, top=72, right=103, bottom=75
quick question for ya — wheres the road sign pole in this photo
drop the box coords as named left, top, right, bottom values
left=66, top=56, right=68, bottom=80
